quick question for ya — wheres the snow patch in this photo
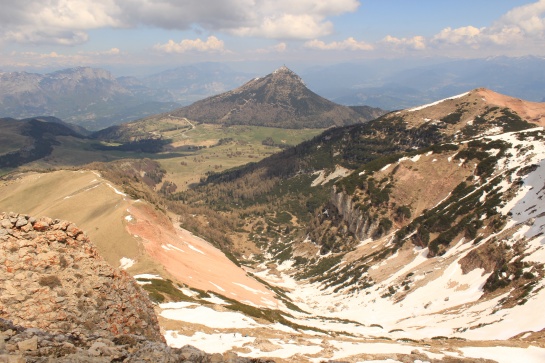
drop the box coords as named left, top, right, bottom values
left=161, top=305, right=258, bottom=329
left=119, top=257, right=134, bottom=270
left=407, top=92, right=469, bottom=112
left=186, top=243, right=205, bottom=255
left=312, top=165, right=351, bottom=186
left=134, top=274, right=163, bottom=280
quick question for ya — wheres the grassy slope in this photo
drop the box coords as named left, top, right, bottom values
left=0, top=170, right=150, bottom=269
left=10, top=115, right=323, bottom=192
left=0, top=121, right=29, bottom=155
left=159, top=124, right=323, bottom=189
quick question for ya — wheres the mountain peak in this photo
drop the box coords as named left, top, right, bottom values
left=270, top=65, right=304, bottom=84
left=171, top=67, right=370, bottom=128
left=273, top=65, right=293, bottom=74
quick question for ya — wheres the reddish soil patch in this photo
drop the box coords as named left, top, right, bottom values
left=477, top=88, right=545, bottom=126
left=126, top=203, right=279, bottom=308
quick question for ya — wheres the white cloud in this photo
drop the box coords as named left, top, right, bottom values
left=382, top=35, right=426, bottom=50
left=273, top=43, right=287, bottom=52
left=496, top=0, right=545, bottom=35
left=154, top=36, right=226, bottom=53
left=304, top=37, right=373, bottom=51
left=227, top=0, right=359, bottom=39
left=431, top=26, right=482, bottom=46
left=431, top=0, right=545, bottom=48
left=0, top=0, right=360, bottom=45
left=87, top=48, right=122, bottom=56
left=0, top=0, right=119, bottom=45
left=233, top=14, right=334, bottom=39
left=254, top=42, right=287, bottom=54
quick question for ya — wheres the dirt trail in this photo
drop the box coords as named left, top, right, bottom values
left=126, top=203, right=279, bottom=308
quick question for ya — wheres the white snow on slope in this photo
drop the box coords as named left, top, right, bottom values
left=407, top=92, right=469, bottom=112
left=165, top=331, right=255, bottom=353
left=105, top=182, right=127, bottom=197
left=461, top=346, right=545, bottom=363
left=133, top=274, right=163, bottom=280
left=187, top=243, right=205, bottom=255
left=119, top=257, right=134, bottom=270
left=160, top=305, right=258, bottom=329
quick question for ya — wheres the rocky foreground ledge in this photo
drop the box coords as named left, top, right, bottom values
left=0, top=211, right=161, bottom=341
left=0, top=212, right=276, bottom=362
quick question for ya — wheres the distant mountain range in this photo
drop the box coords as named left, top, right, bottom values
left=0, top=67, right=179, bottom=130
left=1, top=56, right=544, bottom=130
left=301, top=56, right=545, bottom=110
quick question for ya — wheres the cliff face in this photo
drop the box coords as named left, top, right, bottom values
left=0, top=212, right=162, bottom=342
left=330, top=188, right=378, bottom=242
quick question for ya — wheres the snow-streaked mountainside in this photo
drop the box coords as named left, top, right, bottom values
left=3, top=87, right=545, bottom=362
left=148, top=88, right=545, bottom=362
left=257, top=126, right=545, bottom=339
left=149, top=125, right=545, bottom=362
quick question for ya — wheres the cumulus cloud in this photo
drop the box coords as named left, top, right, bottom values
left=255, top=42, right=288, bottom=54
left=0, top=0, right=118, bottom=45
left=87, top=48, right=122, bottom=56
left=304, top=37, right=373, bottom=51
left=273, top=43, right=287, bottom=52
left=154, top=36, right=226, bottom=53
left=0, top=0, right=360, bottom=45
left=381, top=35, right=426, bottom=50
left=233, top=14, right=334, bottom=39
left=495, top=0, right=545, bottom=36
left=431, top=0, right=545, bottom=48
left=3, top=47, right=124, bottom=69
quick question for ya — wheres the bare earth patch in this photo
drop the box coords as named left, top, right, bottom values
left=477, top=88, right=545, bottom=126
left=126, top=203, right=279, bottom=308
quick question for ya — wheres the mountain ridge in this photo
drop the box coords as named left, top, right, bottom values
left=0, top=67, right=179, bottom=130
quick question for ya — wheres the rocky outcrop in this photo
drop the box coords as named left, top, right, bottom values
left=330, top=188, right=379, bottom=242
left=0, top=318, right=276, bottom=362
left=0, top=212, right=162, bottom=341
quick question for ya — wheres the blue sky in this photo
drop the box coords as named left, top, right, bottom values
left=0, top=0, right=543, bottom=74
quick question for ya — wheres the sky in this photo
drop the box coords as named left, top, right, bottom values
left=0, top=0, right=544, bottom=75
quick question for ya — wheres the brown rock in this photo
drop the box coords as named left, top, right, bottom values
left=210, top=353, right=224, bottom=362
left=32, top=221, right=50, bottom=232
left=0, top=354, right=25, bottom=363
left=1, top=220, right=12, bottom=229
left=0, top=214, right=163, bottom=343
left=17, top=336, right=37, bottom=351
left=15, top=218, right=28, bottom=228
